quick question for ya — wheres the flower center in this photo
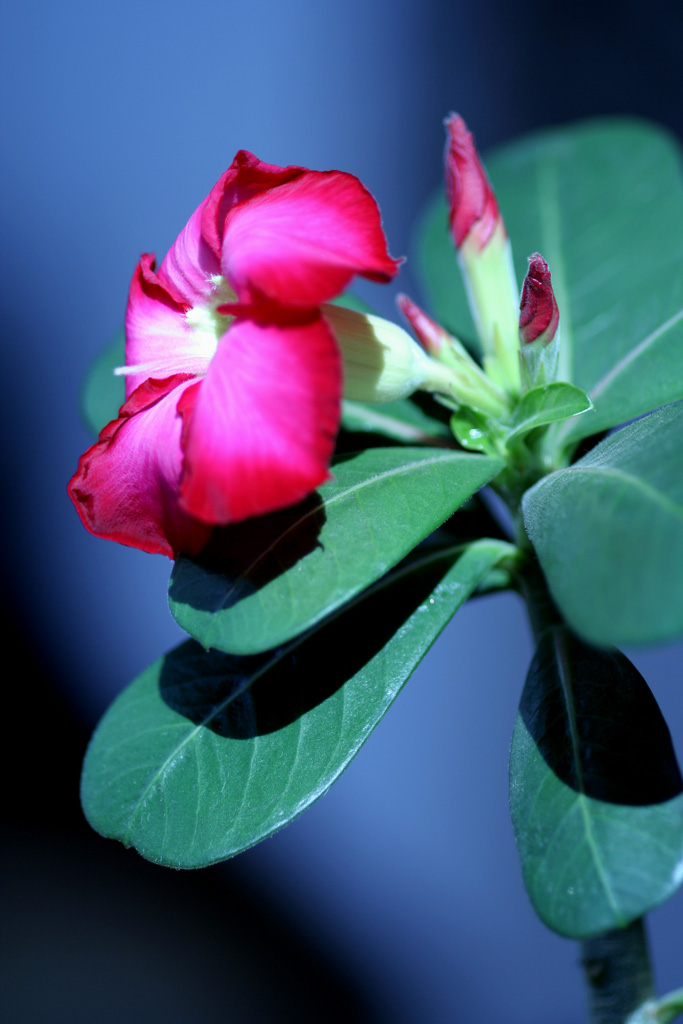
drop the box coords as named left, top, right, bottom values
left=183, top=274, right=236, bottom=363
left=115, top=275, right=238, bottom=383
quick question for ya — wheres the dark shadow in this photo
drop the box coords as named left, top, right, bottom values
left=409, top=389, right=453, bottom=427
left=569, top=429, right=609, bottom=464
left=171, top=461, right=506, bottom=625
left=169, top=491, right=327, bottom=619
left=196, top=490, right=327, bottom=579
left=439, top=493, right=510, bottom=544
left=333, top=428, right=406, bottom=455
left=160, top=542, right=457, bottom=736
left=519, top=627, right=683, bottom=805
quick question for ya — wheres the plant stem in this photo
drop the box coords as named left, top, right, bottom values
left=517, top=551, right=563, bottom=642
left=581, top=918, right=655, bottom=1024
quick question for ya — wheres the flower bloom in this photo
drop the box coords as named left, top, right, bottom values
left=69, top=151, right=400, bottom=557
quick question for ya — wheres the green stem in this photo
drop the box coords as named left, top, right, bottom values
left=581, top=918, right=655, bottom=1024
left=517, top=552, right=563, bottom=642
left=518, top=559, right=657, bottom=1024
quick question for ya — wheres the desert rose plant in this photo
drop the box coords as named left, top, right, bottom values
left=70, top=114, right=683, bottom=1023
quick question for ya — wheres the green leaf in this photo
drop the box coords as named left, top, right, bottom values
left=450, top=407, right=500, bottom=455
left=341, top=398, right=451, bottom=444
left=627, top=988, right=683, bottom=1024
left=523, top=400, right=683, bottom=645
left=81, top=331, right=125, bottom=437
left=82, top=537, right=513, bottom=868
left=510, top=627, right=683, bottom=939
left=417, top=120, right=683, bottom=442
left=505, top=382, right=592, bottom=447
left=170, top=446, right=503, bottom=655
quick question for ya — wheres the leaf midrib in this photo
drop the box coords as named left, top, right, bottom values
left=589, top=308, right=683, bottom=404
left=554, top=630, right=624, bottom=923
left=558, top=465, right=683, bottom=524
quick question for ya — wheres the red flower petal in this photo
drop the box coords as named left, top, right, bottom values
left=213, top=157, right=400, bottom=307
left=158, top=200, right=222, bottom=308
left=68, top=376, right=211, bottom=558
left=178, top=313, right=341, bottom=524
left=201, top=150, right=303, bottom=262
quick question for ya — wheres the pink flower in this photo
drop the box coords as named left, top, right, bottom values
left=519, top=254, right=560, bottom=345
left=69, top=151, right=400, bottom=558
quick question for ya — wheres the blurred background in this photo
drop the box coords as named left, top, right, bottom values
left=2, top=1, right=682, bottom=1020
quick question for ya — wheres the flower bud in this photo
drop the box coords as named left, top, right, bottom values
left=444, top=113, right=500, bottom=252
left=519, top=254, right=559, bottom=346
left=396, top=292, right=466, bottom=363
left=519, top=254, right=560, bottom=388
left=444, top=114, right=520, bottom=395
left=395, top=294, right=509, bottom=419
left=323, top=303, right=464, bottom=404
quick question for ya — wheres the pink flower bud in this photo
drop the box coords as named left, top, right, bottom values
left=444, top=113, right=500, bottom=251
left=519, top=254, right=559, bottom=345
left=396, top=293, right=453, bottom=359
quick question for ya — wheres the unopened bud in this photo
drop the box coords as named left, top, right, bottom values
left=519, top=254, right=561, bottom=388
left=519, top=254, right=559, bottom=346
left=396, top=293, right=467, bottom=363
left=444, top=113, right=520, bottom=396
left=444, top=113, right=500, bottom=251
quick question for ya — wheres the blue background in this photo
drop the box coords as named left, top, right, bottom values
left=2, top=1, right=683, bottom=1020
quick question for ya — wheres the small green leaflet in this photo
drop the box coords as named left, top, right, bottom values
left=510, top=627, right=683, bottom=939
left=170, top=446, right=503, bottom=655
left=83, top=538, right=514, bottom=868
left=450, top=407, right=499, bottom=455
left=505, top=382, right=592, bottom=448
left=523, top=401, right=683, bottom=646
